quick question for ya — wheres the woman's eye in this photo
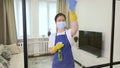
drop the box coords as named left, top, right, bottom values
left=58, top=20, right=62, bottom=22
left=62, top=20, right=65, bottom=21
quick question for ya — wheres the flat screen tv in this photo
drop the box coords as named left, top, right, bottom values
left=79, top=30, right=102, bottom=57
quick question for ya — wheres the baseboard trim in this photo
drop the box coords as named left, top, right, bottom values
left=28, top=53, right=53, bottom=58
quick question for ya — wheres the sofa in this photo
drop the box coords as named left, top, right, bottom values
left=0, top=44, right=24, bottom=68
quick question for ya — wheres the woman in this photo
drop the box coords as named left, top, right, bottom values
left=48, top=9, right=78, bottom=68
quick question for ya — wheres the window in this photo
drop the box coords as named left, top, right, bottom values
left=49, top=2, right=57, bottom=35
left=39, top=0, right=56, bottom=37
left=14, top=0, right=31, bottom=39
left=14, top=0, right=56, bottom=39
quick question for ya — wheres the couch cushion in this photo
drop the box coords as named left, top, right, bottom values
left=9, top=53, right=24, bottom=68
left=5, top=43, right=21, bottom=55
left=0, top=44, right=4, bottom=55
left=0, top=63, right=5, bottom=68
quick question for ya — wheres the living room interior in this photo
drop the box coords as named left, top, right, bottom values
left=0, top=0, right=120, bottom=68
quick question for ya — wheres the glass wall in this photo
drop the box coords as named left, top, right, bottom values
left=113, top=65, right=120, bottom=68
left=23, top=0, right=57, bottom=68
left=113, top=0, right=120, bottom=68
left=20, top=0, right=120, bottom=68
left=73, top=0, right=112, bottom=67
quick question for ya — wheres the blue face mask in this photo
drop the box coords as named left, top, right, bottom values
left=57, top=22, right=66, bottom=29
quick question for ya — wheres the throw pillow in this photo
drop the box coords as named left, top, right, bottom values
left=5, top=43, right=20, bottom=55
left=0, top=56, right=9, bottom=68
left=0, top=44, right=4, bottom=55
left=1, top=48, right=12, bottom=61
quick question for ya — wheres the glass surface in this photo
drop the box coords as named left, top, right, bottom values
left=113, top=1, right=120, bottom=62
left=49, top=2, right=56, bottom=34
left=21, top=0, right=120, bottom=68
left=113, top=64, right=120, bottom=68
left=39, top=1, right=48, bottom=37
left=73, top=0, right=112, bottom=67
left=13, top=0, right=25, bottom=68
left=26, top=0, right=57, bottom=68
left=102, top=66, right=110, bottom=68
left=14, top=0, right=23, bottom=38
left=14, top=0, right=31, bottom=39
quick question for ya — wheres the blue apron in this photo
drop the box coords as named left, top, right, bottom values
left=52, top=32, right=75, bottom=68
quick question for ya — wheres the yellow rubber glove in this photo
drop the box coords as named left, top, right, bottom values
left=52, top=42, right=64, bottom=53
left=69, top=10, right=77, bottom=22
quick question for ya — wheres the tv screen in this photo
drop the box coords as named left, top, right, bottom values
left=79, top=30, right=102, bottom=57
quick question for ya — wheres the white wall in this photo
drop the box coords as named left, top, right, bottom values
left=76, top=0, right=113, bottom=58
left=114, top=1, right=120, bottom=61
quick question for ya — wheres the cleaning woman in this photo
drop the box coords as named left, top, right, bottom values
left=48, top=0, right=78, bottom=68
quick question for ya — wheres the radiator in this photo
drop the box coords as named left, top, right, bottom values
left=18, top=38, right=49, bottom=56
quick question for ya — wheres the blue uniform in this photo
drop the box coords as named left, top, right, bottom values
left=52, top=32, right=75, bottom=68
